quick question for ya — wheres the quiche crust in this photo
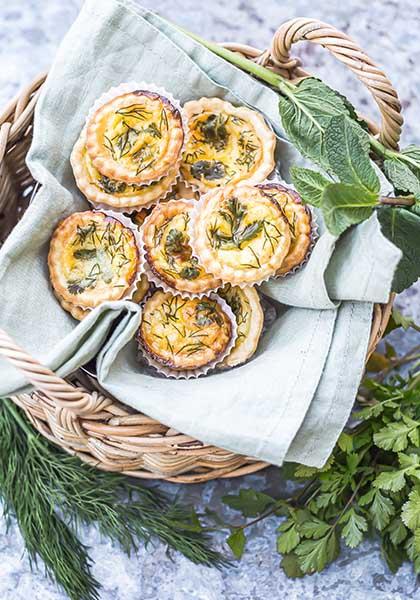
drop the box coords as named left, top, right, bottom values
left=85, top=90, right=184, bottom=184
left=137, top=291, right=233, bottom=371
left=71, top=129, right=179, bottom=209
left=181, top=97, right=276, bottom=192
left=218, top=285, right=264, bottom=368
left=142, top=199, right=221, bottom=295
left=257, top=183, right=312, bottom=275
left=48, top=211, right=140, bottom=309
left=190, top=185, right=291, bottom=285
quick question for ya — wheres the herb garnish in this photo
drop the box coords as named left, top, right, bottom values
left=197, top=113, right=229, bottom=151
left=190, top=160, right=226, bottom=181
left=209, top=197, right=264, bottom=251
left=195, top=300, right=224, bottom=327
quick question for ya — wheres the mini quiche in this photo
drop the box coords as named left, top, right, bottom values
left=257, top=183, right=313, bottom=275
left=48, top=211, right=140, bottom=309
left=137, top=291, right=234, bottom=373
left=55, top=274, right=149, bottom=321
left=85, top=90, right=184, bottom=184
left=190, top=185, right=291, bottom=285
left=142, top=200, right=221, bottom=295
left=181, top=98, right=276, bottom=193
left=218, top=285, right=264, bottom=368
left=71, top=129, right=179, bottom=209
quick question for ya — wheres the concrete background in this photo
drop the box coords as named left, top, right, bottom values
left=1, top=1, right=419, bottom=598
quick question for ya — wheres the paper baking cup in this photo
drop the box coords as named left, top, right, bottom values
left=139, top=199, right=223, bottom=299
left=255, top=179, right=320, bottom=279
left=136, top=293, right=238, bottom=379
left=187, top=188, right=292, bottom=289
left=70, top=127, right=181, bottom=214
left=62, top=210, right=145, bottom=311
left=84, top=81, right=189, bottom=186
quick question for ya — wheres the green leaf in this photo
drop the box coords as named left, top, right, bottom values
left=401, top=488, right=420, bottom=531
left=325, top=115, right=380, bottom=193
left=374, top=419, right=418, bottom=452
left=383, top=158, right=420, bottom=199
left=321, top=183, right=378, bottom=235
left=373, top=470, right=407, bottom=492
left=405, top=535, right=420, bottom=574
left=337, top=432, right=354, bottom=453
left=295, top=531, right=339, bottom=574
left=391, top=309, right=420, bottom=331
left=377, top=207, right=420, bottom=293
left=277, top=523, right=301, bottom=553
left=280, top=553, right=305, bottom=578
left=279, top=78, right=351, bottom=169
left=226, top=528, right=246, bottom=559
left=289, top=166, right=330, bottom=207
left=381, top=535, right=405, bottom=573
left=222, top=489, right=275, bottom=517
left=299, top=518, right=331, bottom=539
left=388, top=517, right=408, bottom=546
left=369, top=490, right=395, bottom=530
left=341, top=508, right=368, bottom=548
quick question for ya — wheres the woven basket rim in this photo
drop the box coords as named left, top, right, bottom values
left=0, top=16, right=401, bottom=482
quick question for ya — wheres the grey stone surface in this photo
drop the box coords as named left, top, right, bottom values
left=0, top=0, right=419, bottom=598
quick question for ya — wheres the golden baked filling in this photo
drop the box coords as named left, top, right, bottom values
left=257, top=183, right=312, bottom=275
left=71, top=131, right=179, bottom=209
left=191, top=185, right=291, bottom=284
left=48, top=211, right=139, bottom=309
left=142, top=200, right=221, bottom=294
left=138, top=291, right=233, bottom=371
left=218, top=284, right=264, bottom=368
left=85, top=90, right=184, bottom=184
left=181, top=98, right=276, bottom=192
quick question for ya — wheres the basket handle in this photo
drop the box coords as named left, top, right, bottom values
left=271, top=18, right=402, bottom=150
left=225, top=18, right=403, bottom=150
left=0, top=328, right=91, bottom=414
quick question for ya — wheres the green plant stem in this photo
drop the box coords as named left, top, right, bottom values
left=172, top=21, right=417, bottom=196
left=3, top=398, right=38, bottom=440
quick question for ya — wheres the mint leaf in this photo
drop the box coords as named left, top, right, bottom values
left=222, top=489, right=274, bottom=517
left=325, top=115, right=380, bottom=193
left=279, top=78, right=351, bottom=169
left=289, top=166, right=330, bottom=207
left=226, top=528, right=246, bottom=559
left=341, top=508, right=368, bottom=548
left=377, top=207, right=420, bottom=293
left=401, top=488, right=420, bottom=531
left=321, top=183, right=378, bottom=235
left=383, top=158, right=420, bottom=199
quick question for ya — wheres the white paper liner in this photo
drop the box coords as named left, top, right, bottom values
left=187, top=188, right=292, bottom=290
left=84, top=81, right=189, bottom=187
left=62, top=209, right=145, bottom=311
left=136, top=293, right=238, bottom=379
left=139, top=198, right=223, bottom=299
left=255, top=179, right=320, bottom=279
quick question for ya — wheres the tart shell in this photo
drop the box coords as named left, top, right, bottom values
left=86, top=90, right=184, bottom=184
left=257, top=183, right=313, bottom=275
left=137, top=291, right=237, bottom=378
left=181, top=97, right=276, bottom=193
left=71, top=129, right=179, bottom=210
left=48, top=211, right=141, bottom=309
left=189, top=185, right=291, bottom=286
left=141, top=199, right=222, bottom=296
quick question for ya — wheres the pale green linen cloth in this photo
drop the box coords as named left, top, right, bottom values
left=0, top=0, right=401, bottom=466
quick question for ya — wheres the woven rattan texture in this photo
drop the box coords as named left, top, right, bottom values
left=0, top=19, right=398, bottom=482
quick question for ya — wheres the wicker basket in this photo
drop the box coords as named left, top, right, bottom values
left=0, top=18, right=401, bottom=483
